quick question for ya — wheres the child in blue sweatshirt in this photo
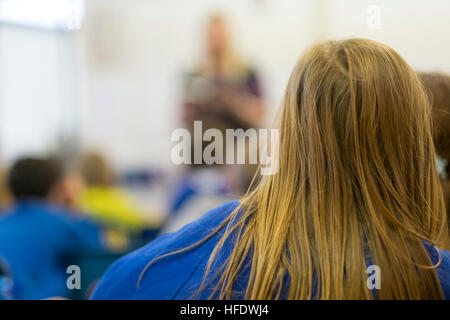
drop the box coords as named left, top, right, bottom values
left=0, top=157, right=109, bottom=299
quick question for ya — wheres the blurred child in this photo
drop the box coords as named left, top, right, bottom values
left=0, top=157, right=109, bottom=299
left=79, top=152, right=160, bottom=233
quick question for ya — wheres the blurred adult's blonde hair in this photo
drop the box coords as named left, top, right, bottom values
left=201, top=14, right=248, bottom=78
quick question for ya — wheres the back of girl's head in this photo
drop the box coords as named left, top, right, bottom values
left=208, top=39, right=447, bottom=300
left=276, top=39, right=443, bottom=238
left=281, top=39, right=433, bottom=176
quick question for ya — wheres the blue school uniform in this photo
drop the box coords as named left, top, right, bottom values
left=91, top=201, right=450, bottom=300
left=0, top=200, right=107, bottom=299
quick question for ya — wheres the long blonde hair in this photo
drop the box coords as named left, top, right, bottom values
left=143, top=39, right=448, bottom=299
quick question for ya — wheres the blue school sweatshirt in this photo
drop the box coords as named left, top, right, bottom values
left=91, top=201, right=450, bottom=299
left=0, top=200, right=107, bottom=299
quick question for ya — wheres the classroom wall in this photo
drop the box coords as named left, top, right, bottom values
left=0, top=25, right=78, bottom=162
left=323, top=0, right=450, bottom=73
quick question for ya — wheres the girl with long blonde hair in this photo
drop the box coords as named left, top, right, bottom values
left=92, top=39, right=450, bottom=300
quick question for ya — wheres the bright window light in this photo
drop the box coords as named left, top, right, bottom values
left=0, top=0, right=85, bottom=31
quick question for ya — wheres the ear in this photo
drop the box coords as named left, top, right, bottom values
left=51, top=173, right=85, bottom=210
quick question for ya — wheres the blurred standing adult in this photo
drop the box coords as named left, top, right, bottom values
left=181, top=14, right=265, bottom=194
left=183, top=14, right=265, bottom=129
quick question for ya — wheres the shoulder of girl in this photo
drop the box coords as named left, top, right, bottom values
left=90, top=200, right=240, bottom=299
left=436, top=249, right=450, bottom=300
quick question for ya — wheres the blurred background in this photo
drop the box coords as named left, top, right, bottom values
left=0, top=0, right=450, bottom=299
left=1, top=0, right=450, bottom=170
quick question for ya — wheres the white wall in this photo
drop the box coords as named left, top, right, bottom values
left=322, top=0, right=450, bottom=73
left=0, top=25, right=78, bottom=162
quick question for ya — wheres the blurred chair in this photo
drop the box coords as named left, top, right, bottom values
left=162, top=167, right=236, bottom=234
